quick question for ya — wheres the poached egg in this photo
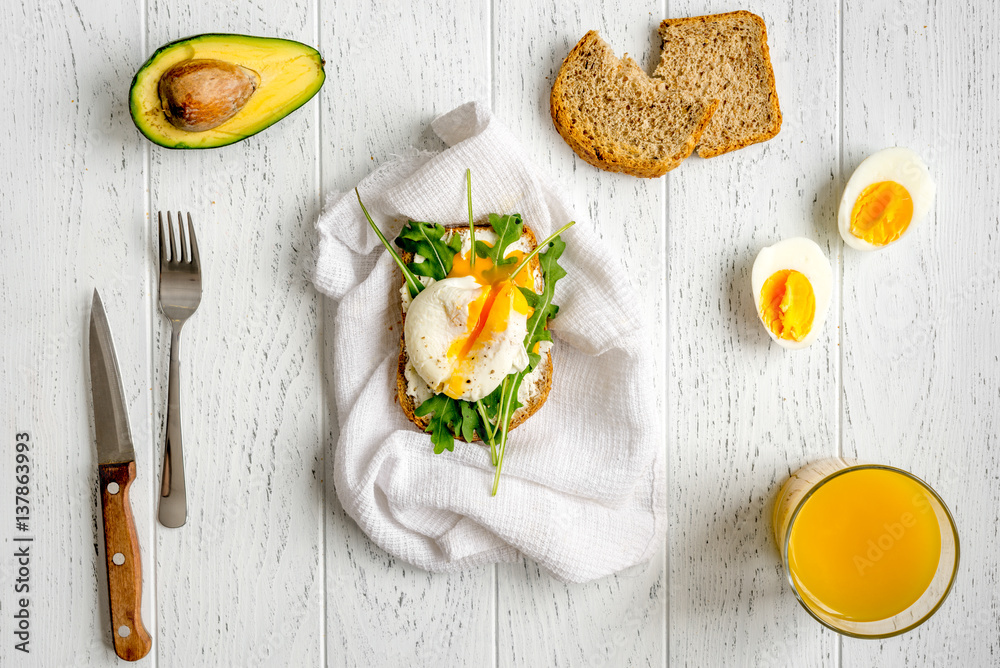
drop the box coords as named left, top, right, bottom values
left=403, top=236, right=537, bottom=402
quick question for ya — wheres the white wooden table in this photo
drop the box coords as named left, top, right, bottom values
left=1, top=0, right=997, bottom=665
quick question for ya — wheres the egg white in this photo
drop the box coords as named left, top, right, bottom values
left=838, top=147, right=935, bottom=251
left=751, top=237, right=833, bottom=350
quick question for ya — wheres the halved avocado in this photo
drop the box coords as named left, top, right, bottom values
left=129, top=34, right=325, bottom=149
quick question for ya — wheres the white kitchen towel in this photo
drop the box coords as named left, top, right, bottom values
left=313, top=101, right=664, bottom=583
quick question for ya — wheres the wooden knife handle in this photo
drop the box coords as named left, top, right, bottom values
left=98, top=461, right=152, bottom=661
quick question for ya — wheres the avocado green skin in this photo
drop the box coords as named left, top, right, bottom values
left=129, top=33, right=325, bottom=149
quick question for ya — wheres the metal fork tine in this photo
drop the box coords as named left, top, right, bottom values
left=168, top=211, right=177, bottom=264
left=158, top=212, right=169, bottom=264
left=178, top=211, right=189, bottom=263
left=187, top=213, right=200, bottom=269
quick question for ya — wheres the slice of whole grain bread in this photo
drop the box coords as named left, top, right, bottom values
left=550, top=30, right=718, bottom=178
left=654, top=11, right=782, bottom=158
left=396, top=224, right=553, bottom=442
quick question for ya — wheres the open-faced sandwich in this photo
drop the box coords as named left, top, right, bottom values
left=357, top=171, right=572, bottom=495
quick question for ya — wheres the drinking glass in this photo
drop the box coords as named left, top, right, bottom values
left=772, top=458, right=959, bottom=638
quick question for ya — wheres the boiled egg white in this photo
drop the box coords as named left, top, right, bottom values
left=838, top=147, right=935, bottom=250
left=404, top=274, right=530, bottom=402
left=751, top=238, right=833, bottom=350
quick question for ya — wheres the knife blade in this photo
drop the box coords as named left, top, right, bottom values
left=89, top=289, right=152, bottom=661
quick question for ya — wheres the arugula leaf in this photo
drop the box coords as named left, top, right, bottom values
left=476, top=401, right=496, bottom=463
left=491, top=374, right=524, bottom=496
left=416, top=393, right=495, bottom=454
left=458, top=400, right=481, bottom=443
left=510, top=221, right=574, bottom=281
left=474, top=383, right=504, bottom=462
left=491, top=235, right=569, bottom=495
left=475, top=213, right=523, bottom=267
left=395, top=220, right=462, bottom=280
left=478, top=383, right=504, bottom=417
left=416, top=394, right=459, bottom=454
left=466, top=169, right=477, bottom=270
left=356, top=189, right=424, bottom=298
left=518, top=236, right=567, bottom=370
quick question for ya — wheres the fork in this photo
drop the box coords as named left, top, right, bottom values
left=157, top=212, right=202, bottom=528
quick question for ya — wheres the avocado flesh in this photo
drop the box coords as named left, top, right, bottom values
left=130, top=34, right=325, bottom=149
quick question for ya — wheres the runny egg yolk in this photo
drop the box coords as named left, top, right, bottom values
left=850, top=181, right=914, bottom=246
left=759, top=270, right=815, bottom=342
left=443, top=244, right=535, bottom=399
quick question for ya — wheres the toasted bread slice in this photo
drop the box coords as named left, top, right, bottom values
left=550, top=30, right=718, bottom=178
left=396, top=223, right=553, bottom=442
left=654, top=11, right=782, bottom=158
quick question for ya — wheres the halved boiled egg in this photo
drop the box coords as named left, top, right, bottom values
left=751, top=238, right=833, bottom=350
left=838, top=147, right=935, bottom=250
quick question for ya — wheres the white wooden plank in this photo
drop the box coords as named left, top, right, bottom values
left=841, top=1, right=1000, bottom=664
left=0, top=0, right=152, bottom=665
left=144, top=6, right=325, bottom=667
left=494, top=2, right=667, bottom=666
left=320, top=1, right=492, bottom=194
left=666, top=1, right=841, bottom=666
left=319, top=2, right=497, bottom=667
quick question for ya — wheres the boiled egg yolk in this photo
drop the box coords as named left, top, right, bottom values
left=759, top=270, right=815, bottom=342
left=849, top=181, right=914, bottom=247
left=441, top=245, right=535, bottom=399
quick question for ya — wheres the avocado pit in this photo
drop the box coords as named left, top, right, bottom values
left=158, top=59, right=259, bottom=132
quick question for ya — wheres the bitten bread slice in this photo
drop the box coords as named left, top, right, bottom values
left=550, top=30, right=718, bottom=178
left=396, top=224, right=553, bottom=442
left=654, top=11, right=782, bottom=158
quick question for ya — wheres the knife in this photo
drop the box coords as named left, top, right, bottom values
left=89, top=289, right=152, bottom=661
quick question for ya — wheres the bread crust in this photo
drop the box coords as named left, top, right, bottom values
left=656, top=10, right=782, bottom=158
left=550, top=30, right=718, bottom=178
left=395, top=223, right=553, bottom=443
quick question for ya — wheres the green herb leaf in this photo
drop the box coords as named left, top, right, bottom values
left=395, top=220, right=462, bottom=281
left=416, top=394, right=459, bottom=454
left=510, top=221, right=575, bottom=282
left=458, top=400, right=480, bottom=443
left=416, top=394, right=495, bottom=453
left=479, top=382, right=504, bottom=414
left=475, top=400, right=497, bottom=463
left=518, top=235, right=568, bottom=370
left=356, top=189, right=424, bottom=298
left=466, top=169, right=476, bottom=271
left=491, top=234, right=569, bottom=495
left=491, top=373, right=524, bottom=496
left=475, top=213, right=523, bottom=267
left=475, top=383, right=504, bottom=461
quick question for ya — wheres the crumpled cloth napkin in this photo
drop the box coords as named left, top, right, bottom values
left=313, top=101, right=664, bottom=583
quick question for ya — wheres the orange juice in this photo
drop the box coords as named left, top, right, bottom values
left=787, top=468, right=941, bottom=622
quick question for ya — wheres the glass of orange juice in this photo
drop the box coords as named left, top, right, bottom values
left=773, top=458, right=959, bottom=638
